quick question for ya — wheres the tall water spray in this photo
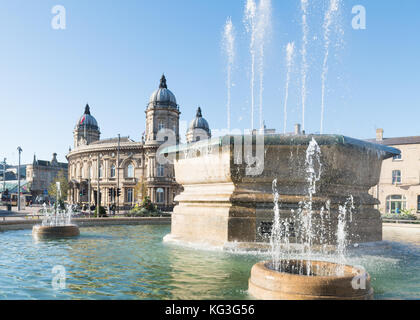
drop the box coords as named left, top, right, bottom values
left=244, top=0, right=257, bottom=130
left=256, top=0, right=272, bottom=130
left=271, top=179, right=291, bottom=273
left=300, top=0, right=309, bottom=132
left=336, top=195, right=354, bottom=275
left=244, top=0, right=271, bottom=130
left=223, top=17, right=236, bottom=132
left=297, top=138, right=322, bottom=275
left=270, top=179, right=281, bottom=271
left=320, top=0, right=341, bottom=134
left=283, top=42, right=295, bottom=134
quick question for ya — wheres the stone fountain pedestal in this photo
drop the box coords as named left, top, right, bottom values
left=162, top=135, right=399, bottom=248
left=32, top=225, right=80, bottom=239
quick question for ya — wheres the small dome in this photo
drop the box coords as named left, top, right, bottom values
left=75, top=104, right=99, bottom=130
left=148, top=75, right=177, bottom=109
left=188, top=107, right=210, bottom=134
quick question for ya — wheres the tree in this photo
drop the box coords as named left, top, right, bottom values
left=134, top=178, right=148, bottom=203
left=48, top=170, right=69, bottom=202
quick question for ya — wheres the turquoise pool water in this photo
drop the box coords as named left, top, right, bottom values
left=0, top=225, right=418, bottom=300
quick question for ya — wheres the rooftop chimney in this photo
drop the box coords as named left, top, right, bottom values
left=376, top=128, right=384, bottom=141
left=51, top=153, right=58, bottom=165
left=294, top=124, right=301, bottom=135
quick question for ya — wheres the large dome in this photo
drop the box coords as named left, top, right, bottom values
left=148, top=75, right=178, bottom=109
left=188, top=107, right=210, bottom=134
left=75, top=104, right=99, bottom=130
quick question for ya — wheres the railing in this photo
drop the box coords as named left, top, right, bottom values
left=382, top=219, right=420, bottom=225
left=0, top=212, right=172, bottom=223
left=156, top=205, right=174, bottom=212
left=0, top=213, right=44, bottom=222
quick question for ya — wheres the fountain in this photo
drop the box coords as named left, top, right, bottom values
left=248, top=260, right=373, bottom=300
left=248, top=138, right=375, bottom=300
left=32, top=183, right=79, bottom=239
left=161, top=133, right=399, bottom=299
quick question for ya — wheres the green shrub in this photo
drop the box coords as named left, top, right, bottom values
left=382, top=212, right=417, bottom=221
left=94, top=206, right=107, bottom=217
left=127, top=197, right=162, bottom=217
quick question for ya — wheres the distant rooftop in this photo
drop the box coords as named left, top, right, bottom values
left=32, top=153, right=67, bottom=169
left=366, top=128, right=420, bottom=146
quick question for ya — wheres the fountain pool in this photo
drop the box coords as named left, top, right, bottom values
left=0, top=225, right=418, bottom=300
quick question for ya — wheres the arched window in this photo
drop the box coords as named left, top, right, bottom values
left=127, top=164, right=134, bottom=178
left=110, top=165, right=116, bottom=178
left=157, top=188, right=165, bottom=204
left=386, top=195, right=407, bottom=214
left=157, top=164, right=164, bottom=177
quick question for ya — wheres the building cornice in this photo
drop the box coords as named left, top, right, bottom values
left=67, top=142, right=144, bottom=160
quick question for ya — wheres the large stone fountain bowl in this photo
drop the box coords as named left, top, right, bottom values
left=161, top=134, right=401, bottom=247
left=248, top=260, right=374, bottom=300
left=32, top=225, right=80, bottom=239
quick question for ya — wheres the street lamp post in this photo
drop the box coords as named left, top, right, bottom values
left=88, top=163, right=91, bottom=216
left=17, top=147, right=22, bottom=211
left=2, top=158, right=6, bottom=194
left=117, top=134, right=120, bottom=214
left=97, top=153, right=101, bottom=216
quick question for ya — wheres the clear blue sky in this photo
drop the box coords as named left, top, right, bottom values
left=0, top=0, right=419, bottom=165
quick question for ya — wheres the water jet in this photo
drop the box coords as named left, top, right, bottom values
left=32, top=203, right=79, bottom=239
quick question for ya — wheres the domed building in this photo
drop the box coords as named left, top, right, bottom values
left=66, top=75, right=204, bottom=211
left=73, top=104, right=100, bottom=147
left=186, top=107, right=211, bottom=143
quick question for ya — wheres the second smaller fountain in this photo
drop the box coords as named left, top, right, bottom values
left=32, top=182, right=80, bottom=239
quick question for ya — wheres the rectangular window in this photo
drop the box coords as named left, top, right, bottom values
left=156, top=188, right=164, bottom=204
left=126, top=188, right=133, bottom=203
left=157, top=165, right=164, bottom=177
left=158, top=121, right=165, bottom=131
left=386, top=195, right=407, bottom=214
left=393, top=153, right=402, bottom=161
left=418, top=195, right=420, bottom=212
left=392, top=170, right=401, bottom=184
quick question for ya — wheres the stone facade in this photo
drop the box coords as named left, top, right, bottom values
left=66, top=75, right=206, bottom=210
left=368, top=129, right=420, bottom=216
left=26, top=153, right=68, bottom=197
